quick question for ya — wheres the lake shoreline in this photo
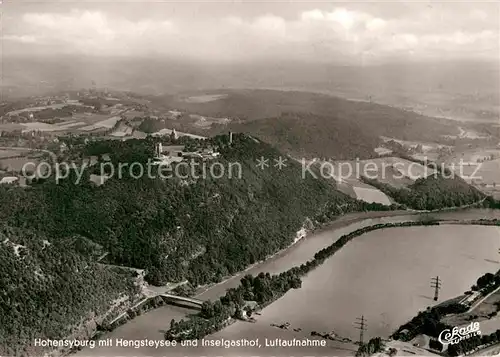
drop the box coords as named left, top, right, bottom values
left=192, top=209, right=415, bottom=298
left=69, top=208, right=500, bottom=357
left=166, top=218, right=500, bottom=345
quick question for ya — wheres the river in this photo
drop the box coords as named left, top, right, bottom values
left=75, top=209, right=500, bottom=357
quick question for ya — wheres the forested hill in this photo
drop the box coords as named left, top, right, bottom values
left=0, top=134, right=387, bottom=289
left=362, top=173, right=485, bottom=210
left=228, top=112, right=380, bottom=159
left=0, top=226, right=140, bottom=356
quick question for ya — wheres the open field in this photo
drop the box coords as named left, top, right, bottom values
left=353, top=186, right=392, bottom=205
left=0, top=149, right=23, bottom=158
left=5, top=103, right=76, bottom=116
left=442, top=126, right=491, bottom=140
left=122, top=110, right=145, bottom=119
left=0, top=123, right=24, bottom=131
left=0, top=157, right=45, bottom=173
left=336, top=177, right=393, bottom=204
left=183, top=94, right=228, bottom=103
left=190, top=114, right=231, bottom=129
left=380, top=136, right=452, bottom=152
left=412, top=153, right=440, bottom=162
left=20, top=122, right=60, bottom=132
left=447, top=148, right=500, bottom=164
left=334, top=157, right=435, bottom=188
left=80, top=116, right=121, bottom=131
left=152, top=128, right=205, bottom=139
left=442, top=288, right=500, bottom=330
left=110, top=125, right=133, bottom=137
left=374, top=147, right=393, bottom=156
left=55, top=121, right=87, bottom=129
left=451, top=159, right=500, bottom=185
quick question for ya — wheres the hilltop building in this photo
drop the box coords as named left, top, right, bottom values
left=152, top=143, right=184, bottom=166
left=0, top=177, right=19, bottom=185
left=170, top=128, right=178, bottom=141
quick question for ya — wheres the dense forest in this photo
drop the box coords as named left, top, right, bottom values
left=150, top=89, right=458, bottom=144
left=0, top=226, right=140, bottom=356
left=0, top=134, right=390, bottom=287
left=2, top=134, right=377, bottom=354
left=0, top=133, right=491, bottom=355
left=391, top=303, right=467, bottom=342
left=0, top=134, right=397, bottom=287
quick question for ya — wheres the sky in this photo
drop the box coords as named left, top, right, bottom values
left=2, top=0, right=500, bottom=65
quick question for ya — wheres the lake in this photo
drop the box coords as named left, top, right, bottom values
left=75, top=209, right=500, bottom=357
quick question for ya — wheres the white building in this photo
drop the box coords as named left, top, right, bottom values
left=0, top=177, right=19, bottom=185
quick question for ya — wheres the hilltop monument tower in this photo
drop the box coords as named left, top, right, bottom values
left=155, top=143, right=163, bottom=158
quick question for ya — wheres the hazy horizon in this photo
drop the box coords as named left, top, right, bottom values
left=2, top=1, right=499, bottom=122
left=3, top=1, right=500, bottom=65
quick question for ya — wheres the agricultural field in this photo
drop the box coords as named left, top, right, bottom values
left=444, top=148, right=500, bottom=186
left=0, top=149, right=21, bottom=159
left=442, top=126, right=491, bottom=140
left=334, top=157, right=435, bottom=189
left=455, top=159, right=500, bottom=184
left=79, top=116, right=121, bottom=131
left=5, top=103, right=72, bottom=116
left=122, top=110, right=145, bottom=120
left=447, top=148, right=500, bottom=164
left=374, top=147, right=393, bottom=156
left=380, top=136, right=452, bottom=153
left=412, top=153, right=440, bottom=162
left=0, top=157, right=44, bottom=173
left=182, top=94, right=228, bottom=103
left=152, top=128, right=205, bottom=139
left=0, top=123, right=24, bottom=131
left=336, top=177, right=393, bottom=204
left=352, top=186, right=392, bottom=205
left=20, top=122, right=65, bottom=132
left=190, top=114, right=231, bottom=129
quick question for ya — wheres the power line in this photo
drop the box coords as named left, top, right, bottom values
left=354, top=315, right=367, bottom=345
left=431, top=276, right=442, bottom=301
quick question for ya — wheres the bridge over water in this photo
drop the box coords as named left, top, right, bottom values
left=158, top=293, right=204, bottom=308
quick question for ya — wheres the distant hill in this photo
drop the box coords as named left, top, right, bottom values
left=152, top=89, right=459, bottom=159
left=362, top=172, right=485, bottom=210
left=3, top=57, right=498, bottom=124
left=228, top=112, right=380, bottom=160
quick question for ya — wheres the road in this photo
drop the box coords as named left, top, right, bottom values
left=467, top=285, right=500, bottom=314
left=470, top=342, right=500, bottom=356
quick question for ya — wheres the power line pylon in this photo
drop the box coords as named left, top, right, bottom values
left=354, top=315, right=367, bottom=345
left=431, top=276, right=442, bottom=301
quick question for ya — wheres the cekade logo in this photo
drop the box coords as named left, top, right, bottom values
left=438, top=322, right=481, bottom=345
